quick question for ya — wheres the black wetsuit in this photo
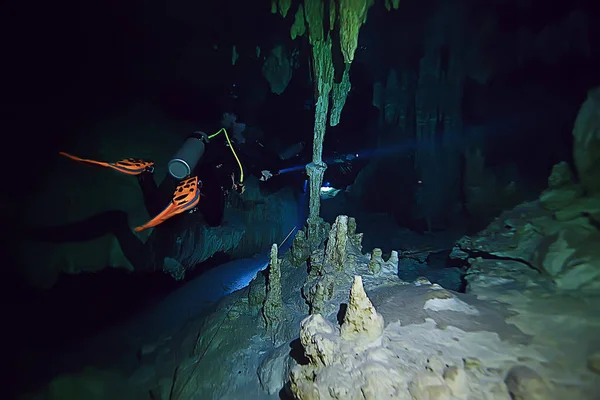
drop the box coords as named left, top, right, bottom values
left=29, top=130, right=281, bottom=272
left=139, top=131, right=280, bottom=225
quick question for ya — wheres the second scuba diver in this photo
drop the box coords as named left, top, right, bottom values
left=35, top=111, right=283, bottom=272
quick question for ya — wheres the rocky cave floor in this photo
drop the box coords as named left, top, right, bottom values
left=24, top=198, right=600, bottom=400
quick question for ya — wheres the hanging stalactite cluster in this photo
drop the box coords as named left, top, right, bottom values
left=272, top=0, right=378, bottom=245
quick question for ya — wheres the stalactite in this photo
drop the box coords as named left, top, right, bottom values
left=274, top=0, right=374, bottom=245
left=299, top=0, right=332, bottom=247
left=384, top=0, right=400, bottom=11
left=330, top=64, right=351, bottom=126
left=338, top=0, right=375, bottom=64
left=329, top=0, right=337, bottom=30
left=304, top=0, right=325, bottom=45
left=306, top=37, right=334, bottom=246
left=272, top=0, right=292, bottom=18
left=290, top=5, right=306, bottom=40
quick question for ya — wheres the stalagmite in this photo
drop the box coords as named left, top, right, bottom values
left=263, top=244, right=283, bottom=338
left=340, top=275, right=384, bottom=341
left=262, top=45, right=293, bottom=95
left=324, top=215, right=349, bottom=270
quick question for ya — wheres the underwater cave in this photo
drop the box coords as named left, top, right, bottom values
left=4, top=0, right=600, bottom=398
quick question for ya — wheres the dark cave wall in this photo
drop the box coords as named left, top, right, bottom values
left=5, top=0, right=599, bottom=228
left=346, top=0, right=600, bottom=231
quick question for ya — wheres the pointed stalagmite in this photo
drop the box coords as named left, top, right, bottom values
left=263, top=244, right=283, bottom=336
left=340, top=276, right=384, bottom=341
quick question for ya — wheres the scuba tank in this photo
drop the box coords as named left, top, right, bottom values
left=168, top=131, right=208, bottom=179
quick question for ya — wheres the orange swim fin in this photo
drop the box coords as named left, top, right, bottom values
left=59, top=152, right=155, bottom=176
left=134, top=176, right=201, bottom=232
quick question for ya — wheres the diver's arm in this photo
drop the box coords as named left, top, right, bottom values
left=246, top=141, right=282, bottom=180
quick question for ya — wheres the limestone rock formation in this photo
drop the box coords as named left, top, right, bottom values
left=290, top=277, right=527, bottom=400
left=302, top=214, right=401, bottom=317
left=247, top=269, right=266, bottom=314
left=504, top=365, right=552, bottom=400
left=290, top=5, right=306, bottom=40
left=368, top=247, right=384, bottom=273
left=338, top=0, right=375, bottom=64
left=303, top=215, right=364, bottom=316
left=454, top=91, right=600, bottom=293
left=159, top=219, right=245, bottom=280
left=384, top=0, right=400, bottom=11
left=573, top=87, right=600, bottom=195
left=291, top=229, right=311, bottom=267
left=303, top=0, right=326, bottom=44
left=323, top=215, right=350, bottom=270
left=261, top=44, right=293, bottom=95
left=271, top=0, right=292, bottom=18
left=453, top=200, right=600, bottom=292
left=298, top=313, right=340, bottom=368
left=539, top=161, right=582, bottom=211
left=330, top=65, right=351, bottom=126
left=275, top=0, right=374, bottom=245
left=305, top=25, right=334, bottom=239
left=263, top=244, right=284, bottom=338
left=38, top=205, right=598, bottom=399
left=291, top=276, right=388, bottom=398
left=464, top=147, right=520, bottom=224
left=257, top=342, right=296, bottom=395
left=588, top=352, right=600, bottom=375
left=339, top=276, right=384, bottom=342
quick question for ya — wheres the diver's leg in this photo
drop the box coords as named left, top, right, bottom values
left=110, top=215, right=156, bottom=271
left=197, top=181, right=226, bottom=227
left=137, top=170, right=182, bottom=217
left=137, top=171, right=161, bottom=216
left=156, top=173, right=179, bottom=204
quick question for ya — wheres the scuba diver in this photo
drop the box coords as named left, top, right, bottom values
left=134, top=110, right=281, bottom=230
left=33, top=111, right=283, bottom=272
left=314, top=152, right=366, bottom=200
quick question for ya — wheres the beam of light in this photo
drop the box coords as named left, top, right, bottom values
left=277, top=119, right=521, bottom=178
left=225, top=259, right=270, bottom=295
left=278, top=164, right=307, bottom=174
